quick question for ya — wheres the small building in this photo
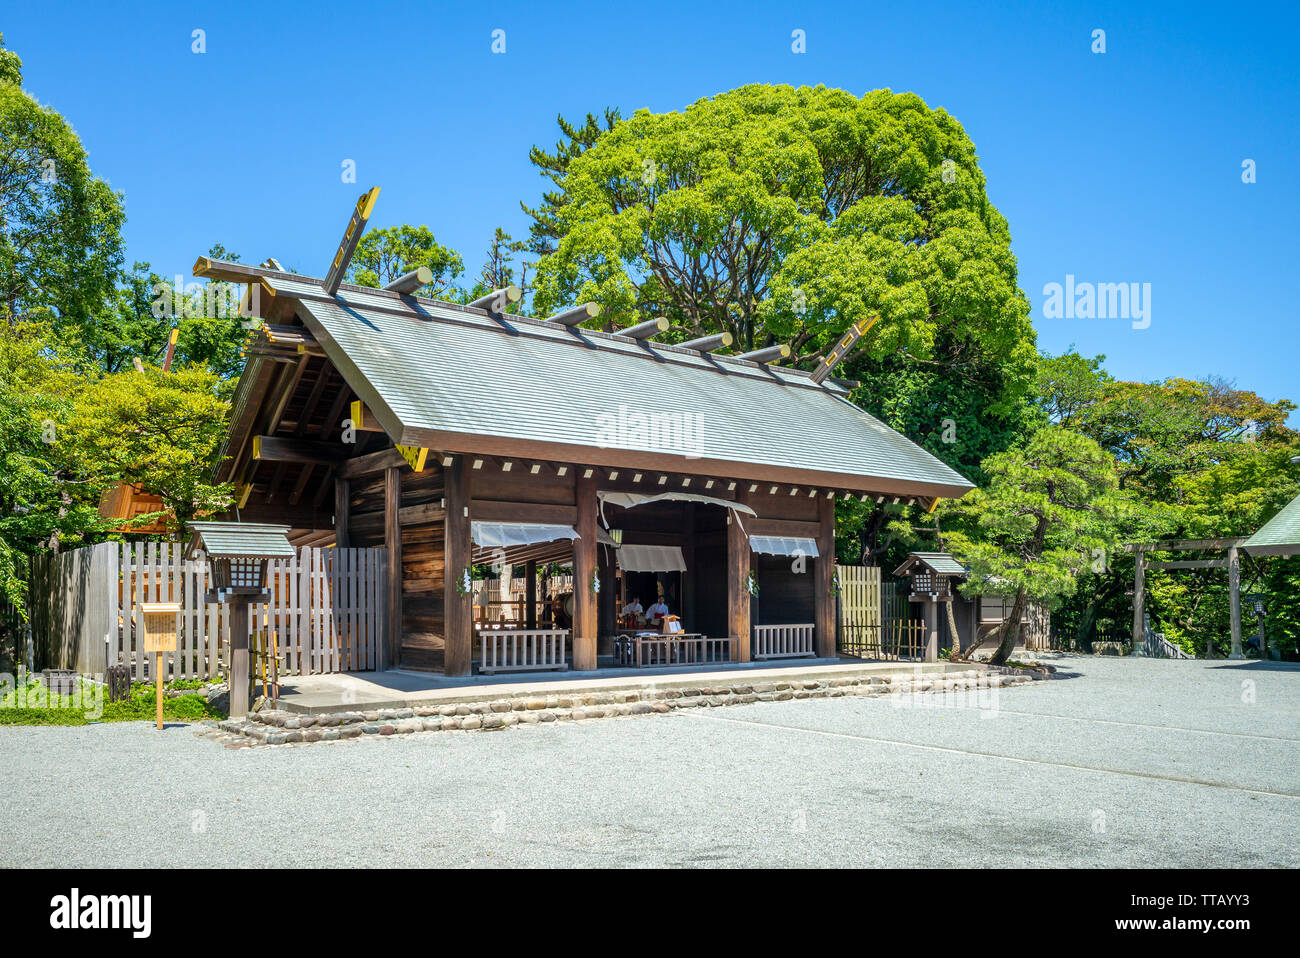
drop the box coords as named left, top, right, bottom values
left=199, top=255, right=974, bottom=675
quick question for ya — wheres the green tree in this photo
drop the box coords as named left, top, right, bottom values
left=530, top=86, right=1038, bottom=554
left=348, top=225, right=463, bottom=297
left=943, top=426, right=1130, bottom=665
left=532, top=86, right=1034, bottom=383
left=0, top=319, right=101, bottom=608
left=62, top=365, right=234, bottom=536
left=521, top=109, right=622, bottom=257
left=0, top=34, right=124, bottom=328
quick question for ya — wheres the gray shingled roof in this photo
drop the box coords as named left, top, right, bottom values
left=1242, top=493, right=1300, bottom=557
left=260, top=274, right=974, bottom=497
left=895, top=552, right=969, bottom=576
left=188, top=522, right=296, bottom=559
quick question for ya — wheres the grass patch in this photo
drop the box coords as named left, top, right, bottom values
left=0, top=677, right=225, bottom=726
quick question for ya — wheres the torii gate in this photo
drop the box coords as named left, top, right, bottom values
left=1124, top=538, right=1247, bottom=659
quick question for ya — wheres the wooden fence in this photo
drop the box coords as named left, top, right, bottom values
left=477, top=628, right=569, bottom=674
left=840, top=620, right=929, bottom=661
left=26, top=542, right=386, bottom=679
left=838, top=565, right=882, bottom=637
left=753, top=623, right=815, bottom=659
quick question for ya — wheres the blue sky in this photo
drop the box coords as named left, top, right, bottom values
left=6, top=0, right=1297, bottom=422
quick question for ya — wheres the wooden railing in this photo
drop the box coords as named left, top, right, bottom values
left=753, top=623, right=815, bottom=659
left=477, top=628, right=569, bottom=674
left=839, top=620, right=929, bottom=661
left=617, top=634, right=735, bottom=667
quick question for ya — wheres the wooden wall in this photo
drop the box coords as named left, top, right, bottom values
left=347, top=462, right=446, bottom=642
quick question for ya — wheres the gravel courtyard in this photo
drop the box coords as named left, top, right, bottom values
left=4, top=655, right=1296, bottom=868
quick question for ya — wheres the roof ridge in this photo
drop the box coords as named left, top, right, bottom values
left=198, top=257, right=852, bottom=395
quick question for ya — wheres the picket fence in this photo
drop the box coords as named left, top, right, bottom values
left=28, top=542, right=386, bottom=680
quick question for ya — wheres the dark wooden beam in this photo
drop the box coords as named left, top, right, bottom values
left=253, top=435, right=347, bottom=464
left=444, top=457, right=472, bottom=676
left=292, top=361, right=333, bottom=437
left=311, top=466, right=335, bottom=509
left=525, top=559, right=537, bottom=630
left=334, top=477, right=350, bottom=548
left=338, top=447, right=406, bottom=479
left=384, top=466, right=402, bottom=670
left=320, top=376, right=353, bottom=439
left=469, top=500, right=577, bottom=525
left=288, top=463, right=315, bottom=506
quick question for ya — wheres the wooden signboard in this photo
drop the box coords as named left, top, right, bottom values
left=140, top=602, right=181, bottom=652
left=140, top=601, right=181, bottom=730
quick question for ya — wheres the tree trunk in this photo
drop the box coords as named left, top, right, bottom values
left=945, top=597, right=960, bottom=657
left=988, top=587, right=1027, bottom=666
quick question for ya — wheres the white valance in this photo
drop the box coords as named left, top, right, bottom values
left=471, top=522, right=579, bottom=549
left=616, top=544, right=688, bottom=573
left=597, top=490, right=758, bottom=516
left=750, top=535, right=819, bottom=558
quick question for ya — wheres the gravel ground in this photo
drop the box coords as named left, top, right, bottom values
left=3, top=655, right=1296, bottom=868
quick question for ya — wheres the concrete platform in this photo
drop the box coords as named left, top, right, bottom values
left=272, top=658, right=976, bottom=713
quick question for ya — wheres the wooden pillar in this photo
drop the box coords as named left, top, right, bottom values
left=814, top=495, right=836, bottom=658
left=444, top=457, right=472, bottom=676
left=923, top=598, right=939, bottom=662
left=383, top=466, right=402, bottom=670
left=1228, top=545, right=1243, bottom=659
left=525, top=559, right=537, bottom=630
left=334, top=477, right=351, bottom=549
left=597, top=546, right=615, bottom=654
left=682, top=503, right=697, bottom=627
left=727, top=490, right=751, bottom=662
left=1132, top=551, right=1145, bottom=655
left=573, top=472, right=598, bottom=670
left=228, top=602, right=250, bottom=718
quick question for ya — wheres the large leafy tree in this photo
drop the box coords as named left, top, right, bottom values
left=62, top=365, right=233, bottom=536
left=532, top=85, right=1034, bottom=375
left=942, top=426, right=1130, bottom=665
left=0, top=34, right=124, bottom=328
left=0, top=320, right=101, bottom=607
left=531, top=86, right=1038, bottom=552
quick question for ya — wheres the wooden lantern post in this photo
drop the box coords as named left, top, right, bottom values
left=187, top=523, right=296, bottom=719
left=140, top=602, right=181, bottom=730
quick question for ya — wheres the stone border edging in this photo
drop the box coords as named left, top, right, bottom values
left=205, top=666, right=1042, bottom=748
